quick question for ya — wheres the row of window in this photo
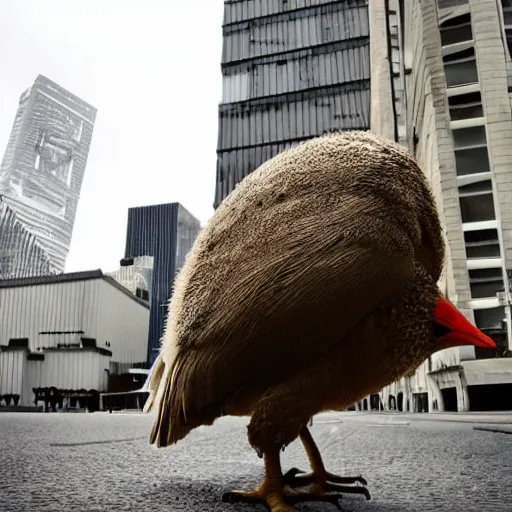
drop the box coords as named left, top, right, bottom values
left=440, top=3, right=512, bottom=84
left=217, top=84, right=369, bottom=151
left=437, top=0, right=469, bottom=10
left=223, top=0, right=353, bottom=26
left=222, top=4, right=368, bottom=63
left=221, top=42, right=370, bottom=103
left=439, top=10, right=506, bottom=318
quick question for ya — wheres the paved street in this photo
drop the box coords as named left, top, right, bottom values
left=1, top=411, right=511, bottom=512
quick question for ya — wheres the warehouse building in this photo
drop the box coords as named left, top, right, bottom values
left=0, top=270, right=149, bottom=408
left=364, top=0, right=512, bottom=412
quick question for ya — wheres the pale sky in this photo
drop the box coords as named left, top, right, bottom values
left=0, top=0, right=224, bottom=273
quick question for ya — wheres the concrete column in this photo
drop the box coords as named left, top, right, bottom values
left=427, top=374, right=443, bottom=412
left=368, top=0, right=395, bottom=140
left=455, top=373, right=470, bottom=412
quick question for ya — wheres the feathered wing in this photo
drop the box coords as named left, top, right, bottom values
left=149, top=224, right=418, bottom=447
left=143, top=354, right=165, bottom=414
left=147, top=131, right=443, bottom=447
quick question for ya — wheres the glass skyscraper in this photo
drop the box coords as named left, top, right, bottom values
left=0, top=75, right=96, bottom=279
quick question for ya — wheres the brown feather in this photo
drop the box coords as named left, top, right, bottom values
left=147, top=131, right=444, bottom=447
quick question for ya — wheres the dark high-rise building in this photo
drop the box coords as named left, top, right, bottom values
left=0, top=75, right=96, bottom=278
left=124, top=202, right=201, bottom=364
left=215, top=0, right=370, bottom=207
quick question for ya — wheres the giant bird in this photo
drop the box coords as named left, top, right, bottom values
left=145, top=131, right=495, bottom=512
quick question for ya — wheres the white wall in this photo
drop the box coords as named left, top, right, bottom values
left=22, top=358, right=43, bottom=406
left=14, top=350, right=110, bottom=406
left=0, top=276, right=149, bottom=363
left=0, top=279, right=95, bottom=352
left=93, top=278, right=149, bottom=364
left=0, top=349, right=25, bottom=396
left=39, top=350, right=110, bottom=390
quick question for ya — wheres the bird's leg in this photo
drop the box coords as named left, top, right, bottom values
left=223, top=449, right=294, bottom=512
left=223, top=448, right=345, bottom=511
left=283, top=426, right=371, bottom=500
left=224, top=363, right=368, bottom=510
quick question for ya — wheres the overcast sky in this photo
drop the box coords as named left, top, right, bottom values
left=0, top=1, right=224, bottom=273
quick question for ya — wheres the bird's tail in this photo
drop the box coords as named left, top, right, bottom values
left=147, top=356, right=199, bottom=447
left=146, top=348, right=221, bottom=447
left=143, top=337, right=193, bottom=447
left=143, top=354, right=166, bottom=414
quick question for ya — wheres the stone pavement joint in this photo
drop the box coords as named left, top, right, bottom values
left=473, top=425, right=512, bottom=435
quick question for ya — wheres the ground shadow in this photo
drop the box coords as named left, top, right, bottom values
left=148, top=476, right=419, bottom=512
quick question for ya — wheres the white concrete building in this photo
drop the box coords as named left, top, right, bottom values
left=364, top=0, right=512, bottom=412
left=0, top=270, right=149, bottom=407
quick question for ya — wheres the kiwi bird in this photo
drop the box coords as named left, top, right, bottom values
left=144, top=131, right=495, bottom=511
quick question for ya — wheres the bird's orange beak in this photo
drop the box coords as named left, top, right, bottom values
left=433, top=296, right=496, bottom=350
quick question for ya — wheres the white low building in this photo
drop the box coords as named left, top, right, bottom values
left=0, top=270, right=149, bottom=407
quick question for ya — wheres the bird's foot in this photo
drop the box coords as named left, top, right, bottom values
left=222, top=484, right=345, bottom=511
left=283, top=467, right=371, bottom=500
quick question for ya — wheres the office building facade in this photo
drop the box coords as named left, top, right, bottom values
left=124, top=203, right=201, bottom=364
left=216, top=0, right=512, bottom=412
left=215, top=0, right=371, bottom=207
left=0, top=75, right=96, bottom=278
left=366, top=0, right=512, bottom=412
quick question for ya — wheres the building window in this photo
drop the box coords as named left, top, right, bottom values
left=444, top=47, right=479, bottom=87
left=438, top=0, right=469, bottom=9
left=469, top=268, right=504, bottom=299
left=455, top=146, right=490, bottom=176
left=459, top=179, right=492, bottom=196
left=464, top=229, right=501, bottom=259
left=448, top=91, right=483, bottom=120
left=452, top=125, right=487, bottom=149
left=460, top=192, right=496, bottom=223
left=440, top=14, right=473, bottom=47
left=136, top=288, right=150, bottom=301
left=474, top=306, right=505, bottom=330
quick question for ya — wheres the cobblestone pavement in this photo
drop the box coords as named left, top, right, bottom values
left=1, top=411, right=511, bottom=512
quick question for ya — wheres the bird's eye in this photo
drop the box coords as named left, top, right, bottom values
left=432, top=321, right=451, bottom=339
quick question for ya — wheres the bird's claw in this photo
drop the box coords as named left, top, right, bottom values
left=283, top=467, right=371, bottom=500
left=284, top=467, right=368, bottom=486
left=222, top=489, right=344, bottom=510
left=283, top=467, right=306, bottom=480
